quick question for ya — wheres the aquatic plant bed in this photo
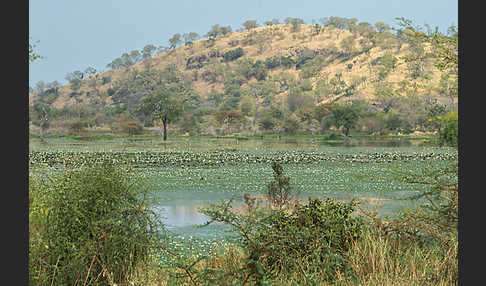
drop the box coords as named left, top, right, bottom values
left=29, top=149, right=456, bottom=168
left=29, top=147, right=457, bottom=242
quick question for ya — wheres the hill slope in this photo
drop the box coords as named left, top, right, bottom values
left=29, top=22, right=457, bottom=137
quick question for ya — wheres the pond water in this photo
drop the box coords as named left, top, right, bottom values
left=29, top=135, right=437, bottom=152
left=155, top=192, right=415, bottom=239
left=139, top=138, right=448, bottom=239
left=29, top=135, right=454, bottom=241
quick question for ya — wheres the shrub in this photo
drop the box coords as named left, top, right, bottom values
left=264, top=56, right=281, bottom=69
left=68, top=118, right=90, bottom=134
left=200, top=196, right=364, bottom=284
left=29, top=163, right=162, bottom=286
left=323, top=132, right=343, bottom=140
left=198, top=161, right=364, bottom=283
left=101, top=76, right=111, bottom=85
left=280, top=56, right=295, bottom=68
left=440, top=111, right=458, bottom=147
left=228, top=39, right=239, bottom=47
left=107, top=88, right=115, bottom=96
left=112, top=113, right=144, bottom=135
left=295, top=49, right=317, bottom=69
left=222, top=47, right=244, bottom=62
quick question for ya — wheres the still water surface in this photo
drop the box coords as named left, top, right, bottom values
left=142, top=137, right=448, bottom=238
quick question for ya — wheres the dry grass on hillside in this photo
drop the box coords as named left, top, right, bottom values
left=30, top=23, right=446, bottom=109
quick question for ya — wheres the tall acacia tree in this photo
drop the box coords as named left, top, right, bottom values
left=140, top=86, right=182, bottom=141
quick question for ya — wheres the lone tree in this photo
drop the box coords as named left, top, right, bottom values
left=328, top=103, right=361, bottom=136
left=140, top=86, right=182, bottom=141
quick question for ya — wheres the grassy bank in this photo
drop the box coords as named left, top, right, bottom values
left=29, top=156, right=457, bottom=285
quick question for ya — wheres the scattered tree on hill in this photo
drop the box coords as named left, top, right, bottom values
left=284, top=17, right=305, bottom=32
left=374, top=21, right=390, bottom=33
left=157, top=45, right=169, bottom=54
left=84, top=67, right=97, bottom=78
left=340, top=36, right=356, bottom=54
left=131, top=50, right=143, bottom=64
left=141, top=44, right=157, bottom=70
left=242, top=20, right=258, bottom=30
left=120, top=52, right=135, bottom=67
left=206, top=24, right=232, bottom=39
left=183, top=32, right=200, bottom=45
left=438, top=73, right=458, bottom=108
left=168, top=33, right=182, bottom=49
left=282, top=114, right=301, bottom=135
left=65, top=71, right=85, bottom=91
left=220, top=26, right=232, bottom=36
left=142, top=44, right=157, bottom=60
left=238, top=95, right=256, bottom=116
left=107, top=57, right=125, bottom=70
left=34, top=81, right=46, bottom=94
left=311, top=21, right=322, bottom=36
left=286, top=87, right=314, bottom=113
left=206, top=24, right=221, bottom=39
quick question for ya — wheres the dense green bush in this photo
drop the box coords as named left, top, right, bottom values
left=264, top=56, right=281, bottom=69
left=200, top=163, right=364, bottom=283
left=107, top=87, right=115, bottom=96
left=322, top=132, right=343, bottom=140
left=201, top=196, right=364, bottom=284
left=222, top=47, right=244, bottom=62
left=29, top=163, right=162, bottom=285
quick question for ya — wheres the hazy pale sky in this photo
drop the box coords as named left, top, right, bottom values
left=29, top=0, right=457, bottom=87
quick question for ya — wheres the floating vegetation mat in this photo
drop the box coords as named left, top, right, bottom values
left=29, top=149, right=457, bottom=168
